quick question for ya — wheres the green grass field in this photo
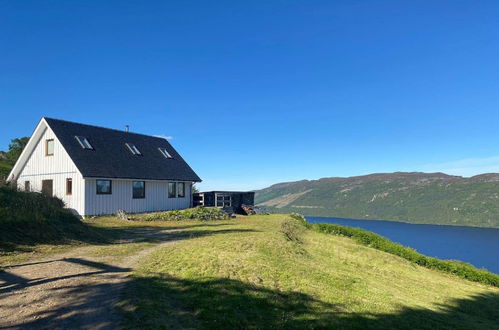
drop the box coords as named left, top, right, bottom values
left=2, top=194, right=498, bottom=329
left=119, top=214, right=499, bottom=329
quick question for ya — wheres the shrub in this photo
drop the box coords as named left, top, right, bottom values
left=280, top=218, right=305, bottom=244
left=142, top=207, right=230, bottom=221
left=290, top=213, right=499, bottom=287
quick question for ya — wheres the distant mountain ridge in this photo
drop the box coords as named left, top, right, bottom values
left=255, top=172, right=499, bottom=228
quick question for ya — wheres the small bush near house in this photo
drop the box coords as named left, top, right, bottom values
left=142, top=207, right=230, bottom=221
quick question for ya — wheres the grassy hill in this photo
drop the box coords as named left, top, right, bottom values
left=121, top=214, right=499, bottom=329
left=0, top=186, right=108, bottom=254
left=1, top=204, right=498, bottom=328
left=255, top=172, right=499, bottom=228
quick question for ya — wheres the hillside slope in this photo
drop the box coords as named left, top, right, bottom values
left=123, top=215, right=499, bottom=329
left=255, top=172, right=499, bottom=228
left=0, top=186, right=108, bottom=254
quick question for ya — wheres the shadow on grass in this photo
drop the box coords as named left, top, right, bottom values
left=1, top=257, right=498, bottom=329
left=122, top=274, right=499, bottom=330
left=0, top=216, right=246, bottom=254
left=0, top=257, right=131, bottom=295
left=0, top=226, right=259, bottom=329
left=0, top=217, right=117, bottom=253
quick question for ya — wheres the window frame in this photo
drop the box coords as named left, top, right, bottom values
left=75, top=136, right=93, bottom=150
left=45, top=139, right=54, bottom=156
left=66, top=178, right=73, bottom=195
left=158, top=147, right=173, bottom=159
left=168, top=182, right=177, bottom=198
left=126, top=143, right=142, bottom=155
left=216, top=194, right=232, bottom=207
left=96, top=180, right=112, bottom=195
left=132, top=181, right=146, bottom=199
left=177, top=182, right=185, bottom=198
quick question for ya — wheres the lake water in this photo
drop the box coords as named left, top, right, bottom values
left=306, top=217, right=499, bottom=275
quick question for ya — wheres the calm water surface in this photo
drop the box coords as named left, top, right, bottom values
left=306, top=217, right=499, bottom=274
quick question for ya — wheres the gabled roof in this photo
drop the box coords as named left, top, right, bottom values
left=43, top=118, right=201, bottom=182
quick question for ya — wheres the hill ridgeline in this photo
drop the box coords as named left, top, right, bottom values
left=255, top=172, right=499, bottom=228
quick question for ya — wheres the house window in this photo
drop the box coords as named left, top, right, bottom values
left=66, top=178, right=73, bottom=195
left=46, top=139, right=54, bottom=156
left=177, top=182, right=185, bottom=198
left=126, top=143, right=142, bottom=155
left=168, top=182, right=176, bottom=198
left=24, top=181, right=30, bottom=192
left=75, top=136, right=93, bottom=149
left=158, top=148, right=172, bottom=159
left=96, top=180, right=112, bottom=194
left=133, top=181, right=145, bottom=199
left=216, top=194, right=231, bottom=207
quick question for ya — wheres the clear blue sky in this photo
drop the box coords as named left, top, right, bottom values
left=1, top=1, right=499, bottom=190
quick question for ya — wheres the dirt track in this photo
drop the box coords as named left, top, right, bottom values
left=0, top=227, right=177, bottom=329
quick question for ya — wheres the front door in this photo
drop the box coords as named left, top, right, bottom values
left=41, top=180, right=53, bottom=196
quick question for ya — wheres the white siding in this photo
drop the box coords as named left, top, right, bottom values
left=84, top=179, right=192, bottom=216
left=17, top=126, right=85, bottom=215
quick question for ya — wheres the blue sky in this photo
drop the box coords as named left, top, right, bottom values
left=1, top=1, right=499, bottom=190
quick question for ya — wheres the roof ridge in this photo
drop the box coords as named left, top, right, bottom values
left=43, top=117, right=167, bottom=140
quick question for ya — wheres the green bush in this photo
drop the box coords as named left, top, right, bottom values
left=290, top=213, right=499, bottom=287
left=280, top=218, right=305, bottom=244
left=142, top=207, right=230, bottom=221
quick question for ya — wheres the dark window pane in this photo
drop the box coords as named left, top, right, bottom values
left=133, top=181, right=145, bottom=198
left=66, top=178, right=72, bottom=195
left=96, top=180, right=111, bottom=194
left=168, top=182, right=176, bottom=198
left=177, top=183, right=185, bottom=198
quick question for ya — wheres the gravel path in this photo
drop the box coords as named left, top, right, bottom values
left=0, top=227, right=178, bottom=329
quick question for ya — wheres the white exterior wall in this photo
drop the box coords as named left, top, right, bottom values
left=16, top=126, right=85, bottom=215
left=84, top=179, right=192, bottom=216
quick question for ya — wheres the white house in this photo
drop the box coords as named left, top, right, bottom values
left=7, top=117, right=201, bottom=216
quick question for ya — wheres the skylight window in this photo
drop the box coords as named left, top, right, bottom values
left=75, top=136, right=93, bottom=149
left=126, top=143, right=142, bottom=155
left=158, top=147, right=172, bottom=159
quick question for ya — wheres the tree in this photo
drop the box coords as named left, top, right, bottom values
left=0, top=137, right=29, bottom=181
left=6, top=137, right=29, bottom=165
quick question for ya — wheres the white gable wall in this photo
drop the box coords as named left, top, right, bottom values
left=16, top=125, right=85, bottom=215
left=84, top=179, right=192, bottom=216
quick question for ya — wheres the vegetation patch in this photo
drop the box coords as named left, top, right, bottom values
left=0, top=186, right=109, bottom=254
left=121, top=215, right=499, bottom=329
left=141, top=207, right=230, bottom=221
left=290, top=213, right=499, bottom=287
left=280, top=218, right=305, bottom=244
left=255, top=173, right=499, bottom=228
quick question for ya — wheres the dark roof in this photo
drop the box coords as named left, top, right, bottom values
left=44, top=118, right=201, bottom=182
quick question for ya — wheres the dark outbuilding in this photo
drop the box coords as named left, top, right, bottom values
left=193, top=191, right=255, bottom=214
